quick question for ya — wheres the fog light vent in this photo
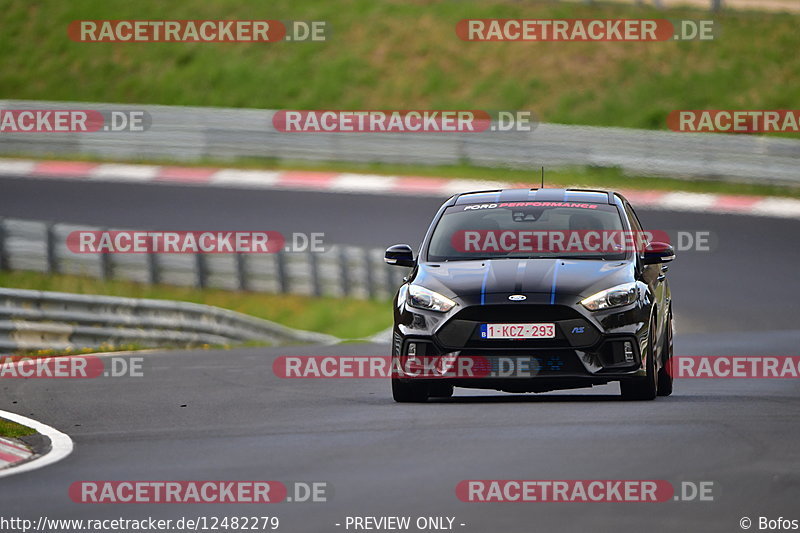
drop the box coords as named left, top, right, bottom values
left=624, top=341, right=634, bottom=363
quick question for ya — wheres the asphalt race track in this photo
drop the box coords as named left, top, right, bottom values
left=2, top=175, right=800, bottom=533
left=2, top=175, right=799, bottom=333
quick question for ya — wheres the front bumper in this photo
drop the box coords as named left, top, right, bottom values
left=393, top=299, right=651, bottom=390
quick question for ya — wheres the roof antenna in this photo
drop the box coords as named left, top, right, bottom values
left=541, top=166, right=545, bottom=189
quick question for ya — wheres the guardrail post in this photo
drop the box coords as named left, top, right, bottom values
left=711, top=0, right=722, bottom=11
left=46, top=222, right=59, bottom=274
left=100, top=252, right=112, bottom=280
left=0, top=218, right=6, bottom=271
left=235, top=253, right=249, bottom=291
left=309, top=250, right=321, bottom=297
left=147, top=253, right=160, bottom=284
left=96, top=226, right=112, bottom=280
left=276, top=250, right=289, bottom=293
left=364, top=248, right=376, bottom=300
left=195, top=253, right=207, bottom=288
left=339, top=247, right=351, bottom=297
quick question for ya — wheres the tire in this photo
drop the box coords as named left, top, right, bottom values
left=392, top=378, right=429, bottom=403
left=620, top=316, right=658, bottom=401
left=429, top=382, right=454, bottom=398
left=657, top=310, right=674, bottom=397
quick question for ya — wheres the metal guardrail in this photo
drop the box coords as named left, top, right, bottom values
left=1, top=100, right=799, bottom=186
left=0, top=218, right=407, bottom=302
left=0, top=215, right=398, bottom=353
left=0, top=287, right=338, bottom=354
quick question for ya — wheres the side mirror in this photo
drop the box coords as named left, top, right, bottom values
left=642, top=242, right=675, bottom=265
left=385, top=244, right=415, bottom=267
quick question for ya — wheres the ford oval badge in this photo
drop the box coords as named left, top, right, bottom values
left=508, top=294, right=527, bottom=301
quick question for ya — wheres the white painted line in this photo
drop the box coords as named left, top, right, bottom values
left=90, top=164, right=160, bottom=182
left=0, top=410, right=73, bottom=479
left=657, top=192, right=719, bottom=211
left=329, top=173, right=397, bottom=193
left=210, top=169, right=281, bottom=188
left=751, top=197, right=800, bottom=219
left=366, top=326, right=393, bottom=344
left=0, top=159, right=36, bottom=176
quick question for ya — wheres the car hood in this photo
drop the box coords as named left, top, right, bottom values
left=413, top=258, right=635, bottom=301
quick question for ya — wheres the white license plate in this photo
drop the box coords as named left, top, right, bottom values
left=480, top=323, right=556, bottom=339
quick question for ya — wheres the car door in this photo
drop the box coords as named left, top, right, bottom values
left=624, top=201, right=667, bottom=345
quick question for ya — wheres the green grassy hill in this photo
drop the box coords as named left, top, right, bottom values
left=1, top=0, right=798, bottom=131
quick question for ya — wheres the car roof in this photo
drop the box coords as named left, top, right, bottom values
left=452, top=188, right=624, bottom=207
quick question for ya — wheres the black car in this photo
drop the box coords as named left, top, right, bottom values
left=385, top=188, right=675, bottom=402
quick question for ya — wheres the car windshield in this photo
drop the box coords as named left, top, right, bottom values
left=427, top=202, right=628, bottom=261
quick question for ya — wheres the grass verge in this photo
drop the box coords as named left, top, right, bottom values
left=0, top=418, right=35, bottom=439
left=0, top=271, right=392, bottom=339
left=1, top=1, right=799, bottom=136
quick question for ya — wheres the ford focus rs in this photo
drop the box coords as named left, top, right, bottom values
left=385, top=188, right=675, bottom=402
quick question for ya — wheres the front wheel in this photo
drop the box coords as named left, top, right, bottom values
left=392, top=378, right=429, bottom=403
left=620, top=316, right=658, bottom=401
left=657, top=310, right=674, bottom=397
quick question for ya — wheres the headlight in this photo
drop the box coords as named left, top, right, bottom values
left=580, top=282, right=639, bottom=311
left=407, top=285, right=456, bottom=313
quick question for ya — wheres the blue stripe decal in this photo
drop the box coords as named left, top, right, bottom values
left=550, top=188, right=566, bottom=304
left=480, top=265, right=491, bottom=305
left=514, top=261, right=526, bottom=293
left=550, top=262, right=560, bottom=305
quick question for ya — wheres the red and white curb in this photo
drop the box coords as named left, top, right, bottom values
left=2, top=158, right=800, bottom=219
left=0, top=410, right=73, bottom=478
left=0, top=436, right=31, bottom=468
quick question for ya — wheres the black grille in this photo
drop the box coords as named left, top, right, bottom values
left=452, top=304, right=583, bottom=322
left=435, top=305, right=595, bottom=350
